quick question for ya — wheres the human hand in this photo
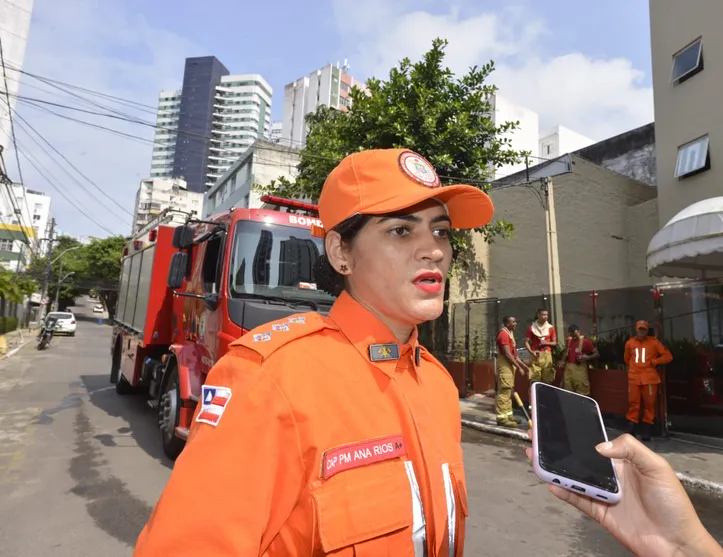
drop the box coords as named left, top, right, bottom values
left=526, top=432, right=722, bottom=557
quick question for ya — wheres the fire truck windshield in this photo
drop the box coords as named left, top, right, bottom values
left=229, top=220, right=336, bottom=304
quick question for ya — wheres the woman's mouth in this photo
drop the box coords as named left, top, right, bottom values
left=413, top=271, right=444, bottom=294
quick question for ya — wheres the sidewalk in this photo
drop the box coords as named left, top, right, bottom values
left=460, top=394, right=723, bottom=495
left=0, top=328, right=32, bottom=360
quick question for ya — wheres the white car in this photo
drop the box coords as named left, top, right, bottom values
left=47, top=311, right=77, bottom=336
left=93, top=304, right=104, bottom=314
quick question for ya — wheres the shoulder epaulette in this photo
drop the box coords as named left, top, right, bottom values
left=230, top=312, right=331, bottom=361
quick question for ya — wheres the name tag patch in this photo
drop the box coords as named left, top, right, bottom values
left=322, top=434, right=407, bottom=479
left=196, top=385, right=233, bottom=427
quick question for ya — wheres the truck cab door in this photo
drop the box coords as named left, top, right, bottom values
left=196, top=231, right=226, bottom=375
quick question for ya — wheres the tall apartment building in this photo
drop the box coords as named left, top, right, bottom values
left=0, top=0, right=33, bottom=151
left=150, top=90, right=181, bottom=179
left=148, top=56, right=272, bottom=193
left=282, top=61, right=365, bottom=147
left=132, top=177, right=204, bottom=234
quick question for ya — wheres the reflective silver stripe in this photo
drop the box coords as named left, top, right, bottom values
left=634, top=348, right=639, bottom=363
left=642, top=348, right=646, bottom=363
left=442, top=463, right=456, bottom=557
left=404, top=461, right=427, bottom=557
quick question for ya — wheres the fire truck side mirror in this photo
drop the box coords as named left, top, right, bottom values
left=167, top=252, right=188, bottom=290
left=172, top=225, right=195, bottom=250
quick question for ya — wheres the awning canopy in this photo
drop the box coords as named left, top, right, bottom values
left=647, top=197, right=723, bottom=279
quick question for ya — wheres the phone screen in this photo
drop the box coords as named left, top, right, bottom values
left=535, top=384, right=619, bottom=493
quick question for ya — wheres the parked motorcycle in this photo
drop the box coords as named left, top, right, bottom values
left=36, top=316, right=59, bottom=350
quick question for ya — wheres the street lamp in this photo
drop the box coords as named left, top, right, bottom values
left=52, top=270, right=75, bottom=312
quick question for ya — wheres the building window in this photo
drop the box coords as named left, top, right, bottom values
left=0, top=239, right=13, bottom=251
left=675, top=135, right=710, bottom=179
left=671, top=38, right=703, bottom=83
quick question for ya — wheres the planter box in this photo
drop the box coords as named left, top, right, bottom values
left=589, top=368, right=629, bottom=416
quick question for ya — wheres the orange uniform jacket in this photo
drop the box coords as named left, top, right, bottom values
left=134, top=291, right=468, bottom=557
left=623, top=336, right=673, bottom=385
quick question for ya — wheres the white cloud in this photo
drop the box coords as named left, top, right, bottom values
left=8, top=0, right=199, bottom=238
left=333, top=1, right=653, bottom=142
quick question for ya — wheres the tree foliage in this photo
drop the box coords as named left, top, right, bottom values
left=260, top=38, right=528, bottom=269
left=25, top=235, right=126, bottom=318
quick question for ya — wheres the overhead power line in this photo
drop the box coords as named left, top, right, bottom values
left=0, top=36, right=37, bottom=250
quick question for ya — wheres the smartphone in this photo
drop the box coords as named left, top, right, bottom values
left=531, top=382, right=622, bottom=503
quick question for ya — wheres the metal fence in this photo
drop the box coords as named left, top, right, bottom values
left=448, top=281, right=723, bottom=438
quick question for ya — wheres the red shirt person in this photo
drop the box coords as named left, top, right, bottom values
left=562, top=325, right=598, bottom=396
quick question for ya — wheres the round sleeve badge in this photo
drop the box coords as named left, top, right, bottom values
left=398, top=151, right=441, bottom=188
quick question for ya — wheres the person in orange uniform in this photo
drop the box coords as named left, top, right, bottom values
left=624, top=320, right=673, bottom=441
left=133, top=148, right=496, bottom=556
left=525, top=308, right=557, bottom=385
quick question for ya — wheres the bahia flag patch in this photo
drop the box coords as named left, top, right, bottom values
left=196, top=385, right=233, bottom=427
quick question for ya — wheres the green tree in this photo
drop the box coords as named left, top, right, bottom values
left=260, top=38, right=527, bottom=355
left=80, top=236, right=125, bottom=319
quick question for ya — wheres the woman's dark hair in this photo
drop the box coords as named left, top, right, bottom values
left=313, top=214, right=373, bottom=296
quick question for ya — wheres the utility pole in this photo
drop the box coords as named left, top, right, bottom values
left=39, top=218, right=55, bottom=322
left=542, top=177, right=564, bottom=331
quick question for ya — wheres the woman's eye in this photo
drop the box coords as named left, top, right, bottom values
left=390, top=226, right=411, bottom=236
left=435, top=228, right=451, bottom=239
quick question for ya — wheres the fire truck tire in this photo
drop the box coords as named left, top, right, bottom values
left=111, top=344, right=133, bottom=395
left=159, top=364, right=185, bottom=460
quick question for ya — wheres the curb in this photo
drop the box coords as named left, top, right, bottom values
left=462, top=419, right=530, bottom=441
left=461, top=415, right=723, bottom=496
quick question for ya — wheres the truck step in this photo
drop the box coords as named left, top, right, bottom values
left=175, top=427, right=189, bottom=440
left=147, top=400, right=159, bottom=409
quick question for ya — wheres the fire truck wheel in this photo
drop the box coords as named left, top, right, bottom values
left=159, top=365, right=185, bottom=460
left=111, top=345, right=133, bottom=395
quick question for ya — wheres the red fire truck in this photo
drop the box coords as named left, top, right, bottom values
left=109, top=196, right=335, bottom=460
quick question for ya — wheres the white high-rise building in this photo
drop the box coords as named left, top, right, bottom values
left=539, top=125, right=595, bottom=160
left=132, top=177, right=204, bottom=234
left=490, top=94, right=541, bottom=180
left=26, top=189, right=51, bottom=256
left=282, top=61, right=366, bottom=147
left=206, top=74, right=272, bottom=187
left=150, top=90, right=181, bottom=179
left=0, top=0, right=33, bottom=151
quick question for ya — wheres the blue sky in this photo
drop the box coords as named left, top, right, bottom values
left=9, top=0, right=654, bottom=238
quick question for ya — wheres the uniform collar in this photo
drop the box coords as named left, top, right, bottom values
left=329, top=291, right=420, bottom=376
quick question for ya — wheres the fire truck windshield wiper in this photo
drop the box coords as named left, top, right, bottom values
left=236, top=293, right=319, bottom=311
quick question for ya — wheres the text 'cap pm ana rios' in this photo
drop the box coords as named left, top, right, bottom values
left=310, top=148, right=495, bottom=237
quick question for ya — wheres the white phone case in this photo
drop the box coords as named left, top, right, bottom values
left=531, top=382, right=623, bottom=504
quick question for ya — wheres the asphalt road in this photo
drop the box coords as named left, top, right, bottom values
left=0, top=297, right=721, bottom=556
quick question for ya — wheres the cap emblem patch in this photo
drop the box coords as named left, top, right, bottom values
left=398, top=151, right=441, bottom=188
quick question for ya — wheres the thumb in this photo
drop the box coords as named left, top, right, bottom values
left=595, top=434, right=668, bottom=474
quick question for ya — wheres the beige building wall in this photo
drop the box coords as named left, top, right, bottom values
left=451, top=156, right=657, bottom=304
left=650, top=0, right=723, bottom=226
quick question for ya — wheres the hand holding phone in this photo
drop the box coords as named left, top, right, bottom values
left=531, top=383, right=622, bottom=503
left=529, top=383, right=723, bottom=557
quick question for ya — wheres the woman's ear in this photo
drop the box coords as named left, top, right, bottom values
left=325, top=231, right=350, bottom=275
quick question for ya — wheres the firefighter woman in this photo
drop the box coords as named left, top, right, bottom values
left=133, top=148, right=495, bottom=556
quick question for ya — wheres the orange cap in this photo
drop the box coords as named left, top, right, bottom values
left=313, top=148, right=494, bottom=236
left=636, top=320, right=649, bottom=330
